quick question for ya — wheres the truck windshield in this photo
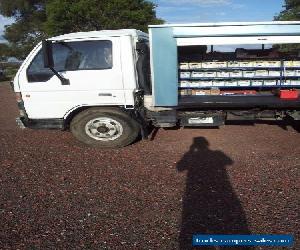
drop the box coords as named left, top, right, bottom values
left=27, top=40, right=113, bottom=82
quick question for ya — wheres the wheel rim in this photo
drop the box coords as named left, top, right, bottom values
left=85, top=117, right=123, bottom=141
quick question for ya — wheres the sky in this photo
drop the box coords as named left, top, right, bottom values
left=153, top=0, right=285, bottom=23
left=0, top=15, right=14, bottom=42
left=0, top=0, right=285, bottom=42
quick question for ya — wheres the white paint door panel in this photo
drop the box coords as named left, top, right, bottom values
left=19, top=37, right=125, bottom=119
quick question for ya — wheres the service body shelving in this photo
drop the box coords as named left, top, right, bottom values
left=148, top=22, right=300, bottom=107
left=179, top=59, right=300, bottom=89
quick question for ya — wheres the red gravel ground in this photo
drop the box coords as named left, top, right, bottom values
left=0, top=81, right=299, bottom=249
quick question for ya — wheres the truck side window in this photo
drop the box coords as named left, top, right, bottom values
left=27, top=40, right=113, bottom=82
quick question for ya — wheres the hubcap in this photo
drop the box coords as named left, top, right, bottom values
left=85, top=117, right=123, bottom=141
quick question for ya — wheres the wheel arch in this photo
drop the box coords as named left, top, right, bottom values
left=63, top=105, right=135, bottom=129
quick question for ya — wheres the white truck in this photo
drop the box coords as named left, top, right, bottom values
left=13, top=22, right=300, bottom=148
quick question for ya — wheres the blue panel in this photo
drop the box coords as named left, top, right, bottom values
left=173, top=24, right=300, bottom=37
left=150, top=27, right=178, bottom=106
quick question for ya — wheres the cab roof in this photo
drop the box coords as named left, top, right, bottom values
left=49, top=29, right=148, bottom=41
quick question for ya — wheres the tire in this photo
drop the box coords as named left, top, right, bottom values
left=70, top=108, right=140, bottom=148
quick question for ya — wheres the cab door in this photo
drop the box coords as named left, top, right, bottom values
left=19, top=37, right=125, bottom=119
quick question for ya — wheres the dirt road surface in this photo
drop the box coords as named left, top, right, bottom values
left=0, top=82, right=299, bottom=249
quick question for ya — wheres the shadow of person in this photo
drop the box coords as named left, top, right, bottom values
left=177, top=137, right=251, bottom=250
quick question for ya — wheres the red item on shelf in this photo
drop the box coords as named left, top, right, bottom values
left=279, top=90, right=299, bottom=99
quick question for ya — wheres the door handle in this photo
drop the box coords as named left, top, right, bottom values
left=98, top=93, right=112, bottom=97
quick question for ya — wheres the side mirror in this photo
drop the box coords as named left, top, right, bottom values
left=41, top=40, right=70, bottom=85
left=42, top=40, right=54, bottom=68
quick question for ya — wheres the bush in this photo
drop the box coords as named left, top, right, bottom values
left=0, top=62, right=21, bottom=81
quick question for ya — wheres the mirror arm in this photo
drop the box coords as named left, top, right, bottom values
left=42, top=40, right=70, bottom=85
left=49, top=67, right=70, bottom=85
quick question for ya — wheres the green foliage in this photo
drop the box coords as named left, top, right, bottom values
left=0, top=0, right=163, bottom=59
left=0, top=0, right=47, bottom=59
left=275, top=0, right=300, bottom=20
left=45, top=0, right=164, bottom=35
left=0, top=43, right=10, bottom=60
left=0, top=62, right=20, bottom=81
left=275, top=0, right=300, bottom=52
left=5, top=66, right=19, bottom=78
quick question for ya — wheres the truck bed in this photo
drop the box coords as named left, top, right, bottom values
left=178, top=95, right=300, bottom=109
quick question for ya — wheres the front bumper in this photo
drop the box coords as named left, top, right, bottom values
left=16, top=117, right=26, bottom=129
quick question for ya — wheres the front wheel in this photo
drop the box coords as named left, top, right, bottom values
left=70, top=108, right=140, bottom=148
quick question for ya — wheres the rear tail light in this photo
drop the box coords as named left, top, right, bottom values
left=15, top=92, right=23, bottom=102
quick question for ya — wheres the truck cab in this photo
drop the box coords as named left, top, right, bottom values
left=13, top=22, right=300, bottom=148
left=14, top=29, right=149, bottom=120
left=13, top=29, right=152, bottom=147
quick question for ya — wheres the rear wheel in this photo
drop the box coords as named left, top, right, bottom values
left=70, top=108, right=140, bottom=148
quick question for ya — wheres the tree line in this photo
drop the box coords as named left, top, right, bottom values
left=0, top=0, right=163, bottom=59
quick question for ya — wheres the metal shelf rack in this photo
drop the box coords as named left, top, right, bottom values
left=179, top=60, right=300, bottom=89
